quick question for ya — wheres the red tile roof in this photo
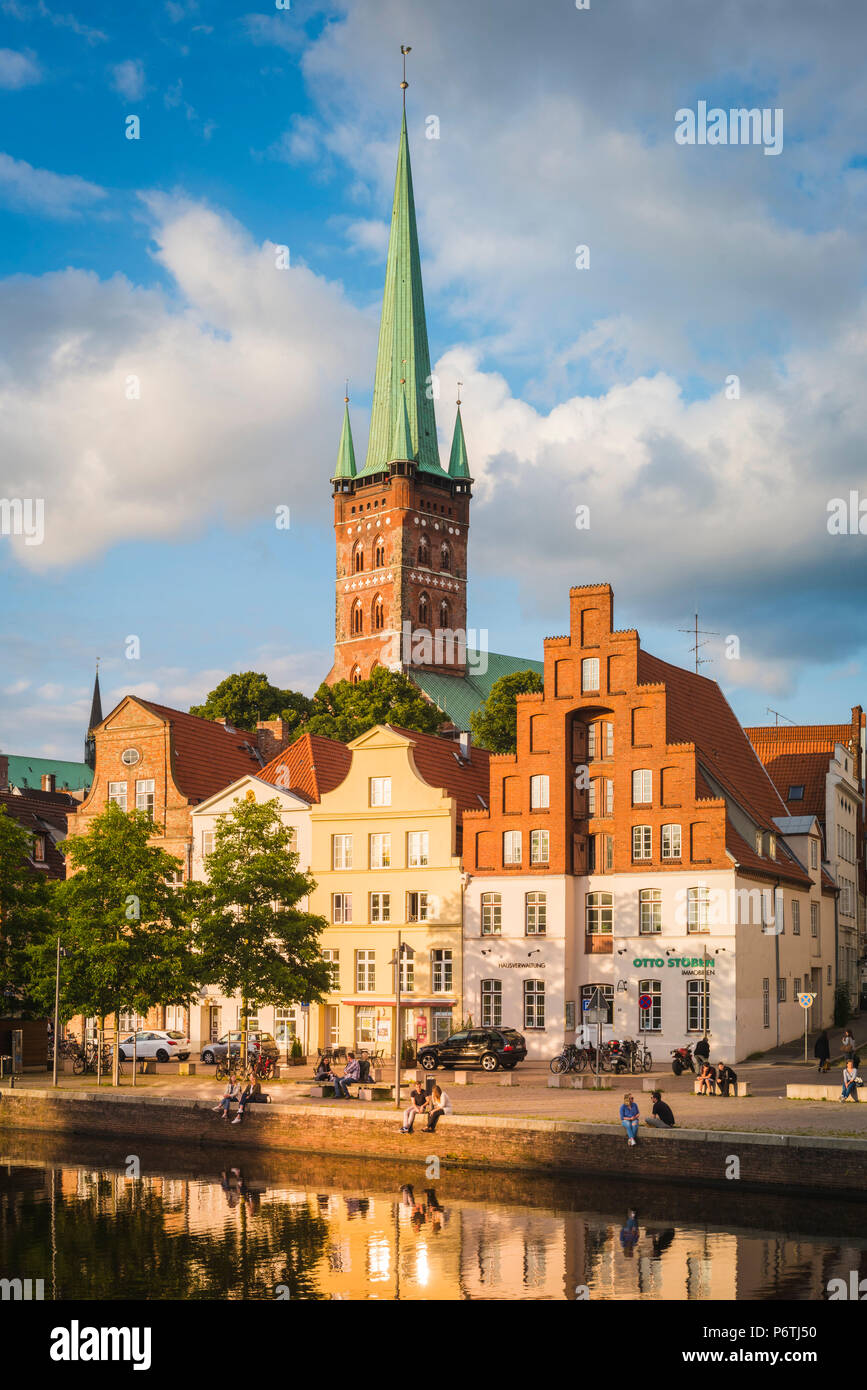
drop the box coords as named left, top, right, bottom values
left=259, top=733, right=352, bottom=803
left=744, top=748, right=830, bottom=822
left=638, top=652, right=789, bottom=828
left=138, top=700, right=264, bottom=803
left=0, top=791, right=70, bottom=878
left=390, top=726, right=491, bottom=816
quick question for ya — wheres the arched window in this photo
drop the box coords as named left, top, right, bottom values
left=351, top=599, right=363, bottom=635
left=373, top=594, right=384, bottom=631
left=418, top=592, right=430, bottom=627
left=353, top=542, right=364, bottom=574
left=439, top=599, right=450, bottom=629
left=374, top=536, right=385, bottom=568
left=418, top=534, right=430, bottom=567
left=349, top=665, right=362, bottom=685
left=440, top=542, right=450, bottom=571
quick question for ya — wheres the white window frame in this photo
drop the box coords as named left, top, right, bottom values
left=407, top=831, right=429, bottom=867
left=369, top=833, right=391, bottom=869
left=638, top=977, right=662, bottom=1032
left=581, top=657, right=600, bottom=693
left=481, top=893, right=502, bottom=935
left=432, top=949, right=453, bottom=994
left=632, top=769, right=652, bottom=805
left=530, top=829, right=549, bottom=864
left=108, top=781, right=127, bottom=811
left=481, top=979, right=502, bottom=1028
left=525, top=891, right=547, bottom=935
left=523, top=978, right=545, bottom=1030
left=369, top=777, right=392, bottom=807
left=332, top=892, right=352, bottom=924
left=604, top=778, right=614, bottom=816
left=530, top=774, right=549, bottom=810
left=792, top=900, right=800, bottom=935
left=661, top=823, right=681, bottom=860
left=355, top=950, right=375, bottom=993
left=406, top=891, right=428, bottom=923
left=503, top=830, right=522, bottom=865
left=632, top=825, right=652, bottom=861
left=369, top=891, right=391, bottom=923
left=586, top=891, right=613, bottom=935
left=135, top=778, right=155, bottom=817
left=332, top=834, right=352, bottom=870
left=686, top=978, right=709, bottom=1033
left=323, top=949, right=340, bottom=990
left=687, top=885, right=710, bottom=933
left=639, top=887, right=662, bottom=934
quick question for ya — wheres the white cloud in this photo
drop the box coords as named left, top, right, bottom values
left=0, top=47, right=41, bottom=88
left=0, top=151, right=106, bottom=217
left=110, top=59, right=146, bottom=102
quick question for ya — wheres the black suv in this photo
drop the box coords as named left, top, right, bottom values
left=417, top=1027, right=527, bottom=1072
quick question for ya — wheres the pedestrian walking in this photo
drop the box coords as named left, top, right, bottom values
left=840, top=1059, right=862, bottom=1101
left=620, top=1092, right=640, bottom=1145
left=814, top=1030, right=831, bottom=1073
left=694, top=1035, right=710, bottom=1066
left=841, top=1029, right=856, bottom=1064
left=644, top=1090, right=675, bottom=1128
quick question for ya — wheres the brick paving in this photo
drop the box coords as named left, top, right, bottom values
left=13, top=1033, right=867, bottom=1140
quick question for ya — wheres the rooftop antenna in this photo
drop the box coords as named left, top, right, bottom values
left=766, top=706, right=795, bottom=726
left=678, top=613, right=719, bottom=674
left=400, top=44, right=411, bottom=106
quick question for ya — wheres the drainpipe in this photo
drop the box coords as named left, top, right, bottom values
left=773, top=877, right=781, bottom=1049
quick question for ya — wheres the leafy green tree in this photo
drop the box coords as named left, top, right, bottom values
left=0, top=807, right=57, bottom=1016
left=305, top=667, right=443, bottom=742
left=192, top=797, right=331, bottom=1055
left=190, top=671, right=312, bottom=734
left=470, top=670, right=544, bottom=753
left=26, top=803, right=197, bottom=1082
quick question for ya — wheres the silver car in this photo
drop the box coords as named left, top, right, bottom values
left=117, top=1029, right=191, bottom=1062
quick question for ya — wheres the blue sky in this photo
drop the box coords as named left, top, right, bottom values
left=2, top=0, right=867, bottom=757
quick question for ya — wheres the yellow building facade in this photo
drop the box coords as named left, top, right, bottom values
left=307, top=725, right=488, bottom=1057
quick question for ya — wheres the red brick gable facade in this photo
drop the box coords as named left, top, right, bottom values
left=463, top=583, right=809, bottom=886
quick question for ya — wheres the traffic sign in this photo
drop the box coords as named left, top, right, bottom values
left=797, top=992, right=815, bottom=1009
left=638, top=993, right=653, bottom=1010
left=583, top=1009, right=608, bottom=1024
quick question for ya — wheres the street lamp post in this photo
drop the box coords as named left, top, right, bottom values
left=52, top=938, right=69, bottom=1089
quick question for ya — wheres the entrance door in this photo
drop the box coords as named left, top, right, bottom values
left=326, top=1006, right=339, bottom=1049
left=208, top=1006, right=220, bottom=1043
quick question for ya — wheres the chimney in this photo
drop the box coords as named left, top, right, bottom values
left=41, top=772, right=56, bottom=793
left=0, top=754, right=7, bottom=791
left=256, top=718, right=291, bottom=763
left=458, top=731, right=471, bottom=761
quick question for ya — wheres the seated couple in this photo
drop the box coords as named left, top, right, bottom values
left=400, top=1082, right=451, bottom=1133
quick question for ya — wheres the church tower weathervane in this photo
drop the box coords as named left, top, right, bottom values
left=326, top=49, right=473, bottom=688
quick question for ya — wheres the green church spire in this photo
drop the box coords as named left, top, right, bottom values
left=391, top=383, right=415, bottom=462
left=358, top=105, right=441, bottom=477
left=447, top=397, right=470, bottom=479
left=334, top=394, right=356, bottom=479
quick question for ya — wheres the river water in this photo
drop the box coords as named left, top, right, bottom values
left=1, top=1135, right=864, bottom=1300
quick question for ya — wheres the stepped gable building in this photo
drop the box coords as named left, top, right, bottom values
left=460, top=583, right=835, bottom=1061
left=326, top=92, right=541, bottom=727
left=745, top=710, right=865, bottom=1005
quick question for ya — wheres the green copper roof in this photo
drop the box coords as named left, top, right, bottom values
left=447, top=404, right=470, bottom=479
left=334, top=400, right=357, bottom=479
left=411, top=652, right=544, bottom=731
left=6, top=755, right=93, bottom=792
left=358, top=110, right=442, bottom=478
left=390, top=385, right=415, bottom=462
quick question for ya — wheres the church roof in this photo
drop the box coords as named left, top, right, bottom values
left=357, top=109, right=442, bottom=478
left=411, top=651, right=545, bottom=732
left=5, top=755, right=93, bottom=793
left=334, top=400, right=356, bottom=480
left=447, top=403, right=470, bottom=479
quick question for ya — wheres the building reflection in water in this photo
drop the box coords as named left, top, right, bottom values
left=2, top=1155, right=866, bottom=1301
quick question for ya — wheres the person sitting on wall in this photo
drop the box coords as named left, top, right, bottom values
left=716, top=1062, right=737, bottom=1097
left=400, top=1080, right=429, bottom=1134
left=213, top=1074, right=242, bottom=1121
left=697, top=1061, right=717, bottom=1095
left=840, top=1058, right=862, bottom=1102
left=313, top=1055, right=333, bottom=1083
left=644, top=1090, right=675, bottom=1128
left=421, top=1084, right=452, bottom=1132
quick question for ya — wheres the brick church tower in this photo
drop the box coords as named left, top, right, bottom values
left=327, top=94, right=472, bottom=686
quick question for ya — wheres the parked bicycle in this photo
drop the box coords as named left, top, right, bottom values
left=549, top=1044, right=590, bottom=1074
left=72, top=1043, right=114, bottom=1075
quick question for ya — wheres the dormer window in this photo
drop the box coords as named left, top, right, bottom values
left=32, top=833, right=46, bottom=862
left=787, top=785, right=804, bottom=801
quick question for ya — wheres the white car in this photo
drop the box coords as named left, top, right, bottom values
left=118, top=1029, right=191, bottom=1062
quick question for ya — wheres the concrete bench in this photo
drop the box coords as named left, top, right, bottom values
left=787, top=1082, right=860, bottom=1101
left=308, top=1083, right=391, bottom=1102
left=177, top=1062, right=197, bottom=1076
